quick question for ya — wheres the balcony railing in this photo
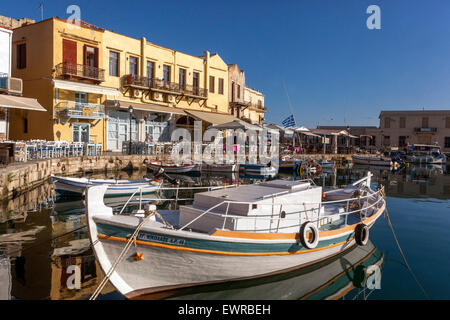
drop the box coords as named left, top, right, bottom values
left=123, top=74, right=207, bottom=98
left=55, top=62, right=105, bottom=82
left=55, top=101, right=105, bottom=120
left=414, top=127, right=437, bottom=133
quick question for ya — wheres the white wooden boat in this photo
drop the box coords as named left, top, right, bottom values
left=86, top=172, right=386, bottom=299
left=51, top=175, right=162, bottom=198
left=352, top=154, right=392, bottom=166
left=147, top=161, right=200, bottom=173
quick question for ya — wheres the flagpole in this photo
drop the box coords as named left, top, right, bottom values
left=282, top=80, right=298, bottom=150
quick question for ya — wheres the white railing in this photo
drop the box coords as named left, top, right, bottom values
left=115, top=180, right=385, bottom=233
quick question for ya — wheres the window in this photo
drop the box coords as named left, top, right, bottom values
left=147, top=61, right=154, bottom=87
left=193, top=72, right=199, bottom=95
left=400, top=117, right=406, bottom=128
left=209, top=76, right=215, bottom=93
left=179, top=68, right=186, bottom=89
left=370, top=136, right=376, bottom=146
left=129, top=56, right=138, bottom=76
left=163, top=65, right=171, bottom=83
left=445, top=137, right=450, bottom=148
left=17, top=43, right=26, bottom=69
left=384, top=117, right=390, bottom=129
left=446, top=117, right=450, bottom=129
left=84, top=46, right=98, bottom=67
left=75, top=92, right=88, bottom=108
left=237, top=84, right=241, bottom=99
left=109, top=51, right=119, bottom=77
left=399, top=136, right=406, bottom=147
left=218, top=78, right=224, bottom=95
left=23, top=117, right=28, bottom=133
left=73, top=123, right=90, bottom=143
left=422, top=117, right=429, bottom=128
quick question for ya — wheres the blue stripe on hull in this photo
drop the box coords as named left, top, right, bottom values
left=96, top=223, right=354, bottom=254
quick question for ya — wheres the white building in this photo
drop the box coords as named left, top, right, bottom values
left=0, top=26, right=45, bottom=144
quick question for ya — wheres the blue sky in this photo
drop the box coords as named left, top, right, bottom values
left=2, top=0, right=450, bottom=128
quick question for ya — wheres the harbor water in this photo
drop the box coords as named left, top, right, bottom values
left=0, top=164, right=449, bottom=300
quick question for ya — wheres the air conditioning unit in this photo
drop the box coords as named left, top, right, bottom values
left=7, top=77, right=23, bottom=95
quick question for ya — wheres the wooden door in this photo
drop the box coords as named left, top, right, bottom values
left=63, top=39, right=77, bottom=64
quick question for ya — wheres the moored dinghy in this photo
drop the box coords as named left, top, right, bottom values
left=51, top=175, right=162, bottom=198
left=86, top=171, right=386, bottom=299
left=146, top=161, right=200, bottom=174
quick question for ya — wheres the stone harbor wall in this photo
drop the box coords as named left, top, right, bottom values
left=0, top=154, right=161, bottom=201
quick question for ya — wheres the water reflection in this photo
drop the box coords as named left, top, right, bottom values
left=0, top=163, right=449, bottom=299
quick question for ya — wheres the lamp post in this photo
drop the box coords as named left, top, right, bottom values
left=128, top=105, right=133, bottom=155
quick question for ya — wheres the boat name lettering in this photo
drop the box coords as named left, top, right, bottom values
left=138, top=233, right=185, bottom=246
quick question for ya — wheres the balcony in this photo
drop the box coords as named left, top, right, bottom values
left=55, top=62, right=105, bottom=83
left=414, top=127, right=437, bottom=133
left=54, top=101, right=105, bottom=125
left=122, top=74, right=207, bottom=99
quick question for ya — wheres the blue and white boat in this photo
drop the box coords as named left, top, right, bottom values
left=51, top=175, right=162, bottom=198
left=86, top=172, right=385, bottom=299
left=239, top=163, right=278, bottom=175
left=405, top=144, right=447, bottom=164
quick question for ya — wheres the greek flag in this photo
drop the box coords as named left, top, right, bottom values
left=282, top=114, right=296, bottom=128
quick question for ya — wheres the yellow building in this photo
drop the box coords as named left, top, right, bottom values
left=228, top=64, right=266, bottom=125
left=9, top=17, right=235, bottom=151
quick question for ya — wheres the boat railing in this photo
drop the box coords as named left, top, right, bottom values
left=114, top=179, right=385, bottom=233
left=117, top=184, right=239, bottom=214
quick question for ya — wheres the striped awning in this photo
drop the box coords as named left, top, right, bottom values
left=0, top=94, right=46, bottom=111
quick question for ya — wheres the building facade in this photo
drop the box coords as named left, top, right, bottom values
left=9, top=17, right=236, bottom=151
left=0, top=26, right=45, bottom=144
left=378, top=110, right=450, bottom=153
left=228, top=64, right=266, bottom=125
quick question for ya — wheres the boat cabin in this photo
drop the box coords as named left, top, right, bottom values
left=179, top=180, right=326, bottom=234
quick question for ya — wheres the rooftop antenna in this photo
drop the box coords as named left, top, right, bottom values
left=38, top=3, right=44, bottom=21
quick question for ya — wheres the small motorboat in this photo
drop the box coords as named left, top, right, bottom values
left=51, top=175, right=162, bottom=198
left=404, top=144, right=447, bottom=164
left=239, top=163, right=278, bottom=175
left=146, top=161, right=200, bottom=174
left=201, top=163, right=239, bottom=173
left=316, top=159, right=335, bottom=170
left=352, top=154, right=393, bottom=167
left=86, top=171, right=386, bottom=299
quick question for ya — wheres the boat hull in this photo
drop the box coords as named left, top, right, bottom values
left=201, top=163, right=239, bottom=172
left=97, top=235, right=357, bottom=299
left=52, top=176, right=161, bottom=198
left=405, top=154, right=446, bottom=164
left=88, top=205, right=384, bottom=298
left=352, top=155, right=392, bottom=166
left=147, top=162, right=200, bottom=173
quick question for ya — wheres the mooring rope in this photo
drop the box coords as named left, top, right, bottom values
left=89, top=211, right=156, bottom=300
left=379, top=188, right=430, bottom=299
